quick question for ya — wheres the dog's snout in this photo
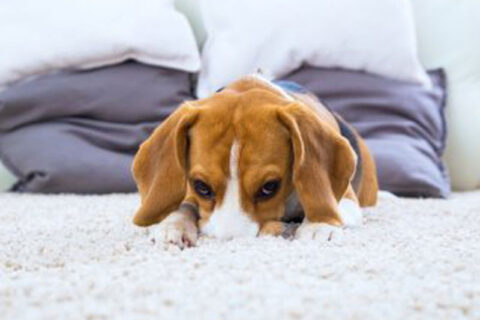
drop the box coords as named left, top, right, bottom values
left=201, top=210, right=259, bottom=240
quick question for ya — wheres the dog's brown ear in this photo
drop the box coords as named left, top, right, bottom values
left=277, top=104, right=356, bottom=225
left=132, top=103, right=199, bottom=226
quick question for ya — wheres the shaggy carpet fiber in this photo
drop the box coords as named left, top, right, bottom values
left=1, top=191, right=479, bottom=320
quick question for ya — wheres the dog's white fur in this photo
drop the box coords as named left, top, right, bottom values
left=156, top=195, right=363, bottom=246
left=201, top=141, right=259, bottom=239
left=151, top=211, right=198, bottom=249
left=295, top=198, right=363, bottom=241
left=338, top=198, right=363, bottom=227
left=295, top=220, right=344, bottom=241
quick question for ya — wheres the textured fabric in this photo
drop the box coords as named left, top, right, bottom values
left=0, top=62, right=192, bottom=193
left=280, top=67, right=449, bottom=197
left=1, top=191, right=479, bottom=319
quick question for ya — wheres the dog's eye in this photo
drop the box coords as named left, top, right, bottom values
left=255, top=180, right=281, bottom=201
left=193, top=180, right=214, bottom=199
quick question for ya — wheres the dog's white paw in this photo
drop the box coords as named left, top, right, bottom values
left=150, top=212, right=198, bottom=249
left=295, top=222, right=344, bottom=241
left=338, top=198, right=363, bottom=227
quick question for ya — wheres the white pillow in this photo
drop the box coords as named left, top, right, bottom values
left=196, top=0, right=429, bottom=98
left=0, top=0, right=200, bottom=87
left=411, top=0, right=480, bottom=190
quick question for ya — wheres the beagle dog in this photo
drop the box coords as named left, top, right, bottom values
left=132, top=75, right=378, bottom=248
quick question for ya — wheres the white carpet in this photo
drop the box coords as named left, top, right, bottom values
left=1, top=191, right=479, bottom=320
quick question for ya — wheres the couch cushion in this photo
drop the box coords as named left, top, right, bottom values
left=0, top=0, right=200, bottom=89
left=281, top=67, right=449, bottom=198
left=0, top=62, right=192, bottom=193
left=196, top=0, right=429, bottom=98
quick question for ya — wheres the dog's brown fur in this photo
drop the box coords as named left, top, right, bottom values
left=132, top=76, right=378, bottom=236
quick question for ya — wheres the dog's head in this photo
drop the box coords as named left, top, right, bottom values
left=132, top=76, right=356, bottom=239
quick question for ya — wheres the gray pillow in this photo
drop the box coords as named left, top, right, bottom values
left=280, top=67, right=449, bottom=198
left=0, top=62, right=192, bottom=193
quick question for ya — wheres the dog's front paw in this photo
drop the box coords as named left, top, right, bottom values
left=259, top=221, right=300, bottom=239
left=295, top=222, right=344, bottom=241
left=150, top=212, right=198, bottom=249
